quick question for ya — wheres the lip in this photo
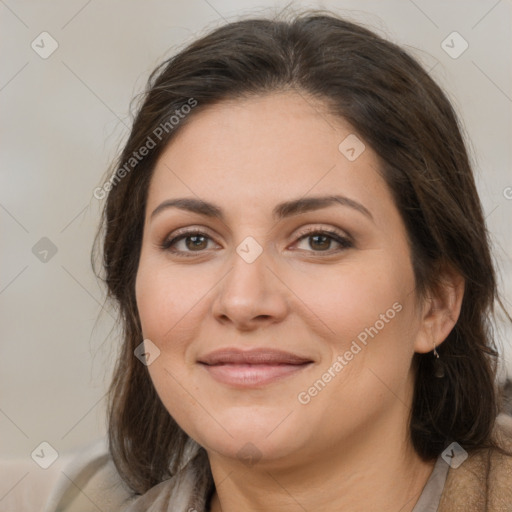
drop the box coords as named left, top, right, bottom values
left=197, top=348, right=314, bottom=388
left=198, top=348, right=313, bottom=365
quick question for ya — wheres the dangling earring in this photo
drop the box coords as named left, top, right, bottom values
left=432, top=343, right=445, bottom=378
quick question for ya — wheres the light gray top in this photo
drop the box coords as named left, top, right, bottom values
left=411, top=454, right=450, bottom=512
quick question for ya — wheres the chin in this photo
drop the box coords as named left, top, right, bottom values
left=185, top=406, right=308, bottom=465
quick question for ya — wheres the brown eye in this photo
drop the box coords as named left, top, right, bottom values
left=183, top=234, right=209, bottom=251
left=307, top=234, right=332, bottom=251
left=294, top=230, right=353, bottom=253
left=162, top=231, right=217, bottom=256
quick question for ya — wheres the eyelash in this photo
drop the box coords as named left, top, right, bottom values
left=160, top=227, right=353, bottom=258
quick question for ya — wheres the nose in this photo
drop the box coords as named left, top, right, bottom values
left=211, top=244, right=289, bottom=332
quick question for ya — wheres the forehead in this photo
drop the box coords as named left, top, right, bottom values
left=146, top=92, right=394, bottom=225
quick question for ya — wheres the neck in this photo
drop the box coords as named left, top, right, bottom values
left=207, top=407, right=435, bottom=512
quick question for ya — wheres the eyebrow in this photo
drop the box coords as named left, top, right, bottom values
left=150, top=194, right=373, bottom=222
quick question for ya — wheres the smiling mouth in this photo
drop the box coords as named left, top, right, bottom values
left=197, top=348, right=314, bottom=388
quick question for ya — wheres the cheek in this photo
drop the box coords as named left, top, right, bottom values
left=297, top=251, right=419, bottom=406
left=299, top=271, right=417, bottom=437
left=291, top=252, right=414, bottom=345
left=135, top=256, right=206, bottom=348
left=135, top=259, right=209, bottom=438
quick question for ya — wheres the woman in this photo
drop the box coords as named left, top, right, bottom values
left=44, top=9, right=512, bottom=512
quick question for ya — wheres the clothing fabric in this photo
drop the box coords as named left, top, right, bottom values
left=411, top=453, right=450, bottom=512
left=38, top=413, right=512, bottom=512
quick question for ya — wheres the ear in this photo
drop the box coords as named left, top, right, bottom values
left=413, top=263, right=465, bottom=354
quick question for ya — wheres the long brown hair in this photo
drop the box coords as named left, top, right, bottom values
left=93, top=8, right=511, bottom=495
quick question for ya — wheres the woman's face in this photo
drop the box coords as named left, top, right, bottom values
left=136, top=92, right=429, bottom=468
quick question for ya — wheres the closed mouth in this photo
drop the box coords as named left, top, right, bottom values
left=197, top=348, right=313, bottom=387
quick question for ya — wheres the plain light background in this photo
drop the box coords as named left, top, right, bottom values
left=1, top=0, right=511, bottom=474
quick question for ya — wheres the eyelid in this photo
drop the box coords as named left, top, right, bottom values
left=160, top=225, right=218, bottom=250
left=293, top=225, right=353, bottom=245
left=164, top=224, right=216, bottom=239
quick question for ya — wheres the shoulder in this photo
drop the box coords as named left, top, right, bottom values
left=438, top=413, right=512, bottom=512
left=43, top=437, right=210, bottom=512
left=43, top=438, right=136, bottom=512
